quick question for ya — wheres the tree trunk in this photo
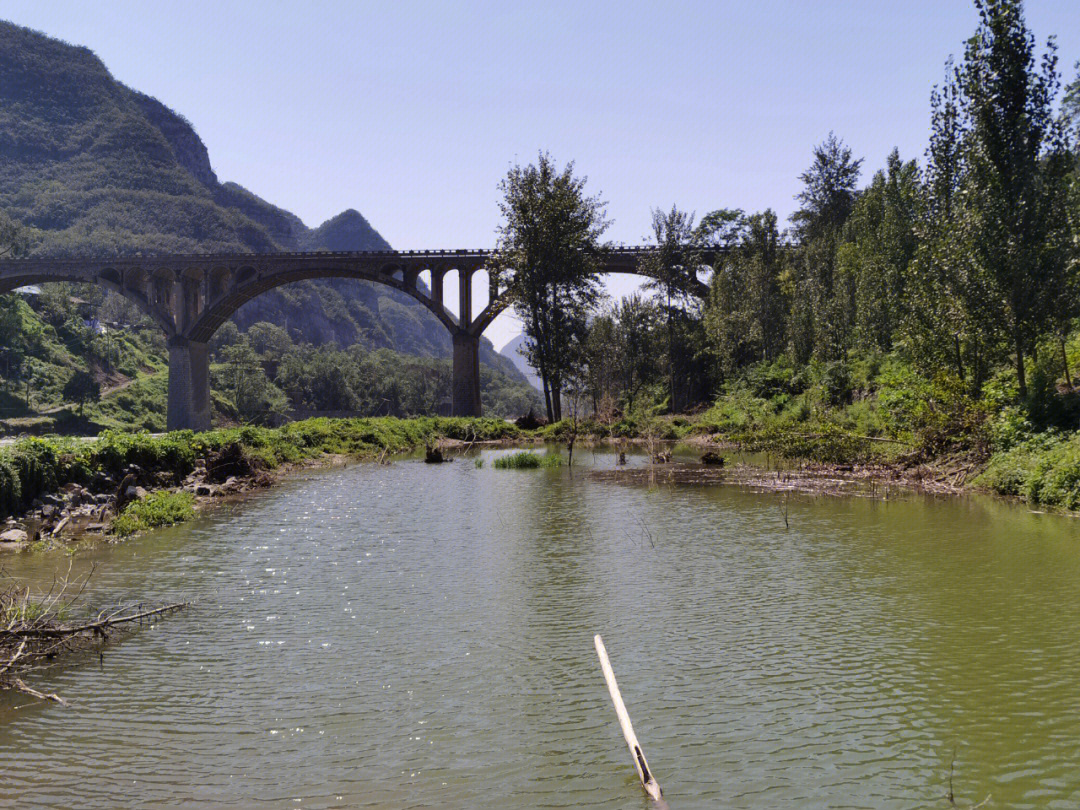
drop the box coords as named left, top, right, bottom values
left=541, top=375, right=554, bottom=423
left=666, top=291, right=675, bottom=413
left=1063, top=338, right=1073, bottom=389
left=954, top=333, right=965, bottom=381
left=1015, top=331, right=1027, bottom=400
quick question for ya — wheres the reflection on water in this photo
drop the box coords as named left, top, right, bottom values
left=1, top=446, right=1078, bottom=809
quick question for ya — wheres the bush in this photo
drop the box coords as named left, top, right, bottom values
left=112, top=491, right=196, bottom=537
left=11, top=437, right=58, bottom=507
left=0, top=457, right=21, bottom=516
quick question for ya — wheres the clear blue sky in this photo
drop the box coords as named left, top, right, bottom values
left=3, top=0, right=1080, bottom=348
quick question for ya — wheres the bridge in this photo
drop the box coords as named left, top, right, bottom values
left=0, top=248, right=711, bottom=430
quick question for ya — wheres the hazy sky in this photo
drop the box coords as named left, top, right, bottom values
left=3, top=0, right=1080, bottom=348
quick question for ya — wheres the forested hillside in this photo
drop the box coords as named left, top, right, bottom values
left=0, top=20, right=538, bottom=429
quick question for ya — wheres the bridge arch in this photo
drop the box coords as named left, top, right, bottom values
left=0, top=270, right=176, bottom=335
left=184, top=262, right=461, bottom=343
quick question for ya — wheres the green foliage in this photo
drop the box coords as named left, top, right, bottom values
left=976, top=431, right=1080, bottom=510
left=61, top=369, right=101, bottom=414
left=492, top=152, right=610, bottom=422
left=112, top=491, right=196, bottom=537
left=10, top=437, right=58, bottom=508
left=0, top=456, right=21, bottom=516
left=493, top=451, right=563, bottom=469
left=271, top=341, right=539, bottom=420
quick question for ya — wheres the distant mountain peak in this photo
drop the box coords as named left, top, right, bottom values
left=303, top=209, right=391, bottom=252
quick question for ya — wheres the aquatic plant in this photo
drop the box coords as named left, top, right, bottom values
left=493, top=451, right=563, bottom=469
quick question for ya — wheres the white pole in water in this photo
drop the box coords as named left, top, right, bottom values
left=594, top=634, right=663, bottom=801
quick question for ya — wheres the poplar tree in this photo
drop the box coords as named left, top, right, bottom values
left=953, top=0, right=1073, bottom=398
left=641, top=206, right=702, bottom=412
left=492, top=153, right=609, bottom=422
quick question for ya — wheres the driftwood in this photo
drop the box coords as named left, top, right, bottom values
left=1, top=564, right=187, bottom=705
left=594, top=634, right=662, bottom=801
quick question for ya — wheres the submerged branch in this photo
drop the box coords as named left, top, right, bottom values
left=0, top=568, right=188, bottom=704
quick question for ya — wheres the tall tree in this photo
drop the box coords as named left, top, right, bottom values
left=706, top=209, right=787, bottom=376
left=641, top=206, right=702, bottom=412
left=955, top=0, right=1073, bottom=398
left=790, top=133, right=863, bottom=361
left=492, top=153, right=610, bottom=422
left=836, top=150, right=921, bottom=352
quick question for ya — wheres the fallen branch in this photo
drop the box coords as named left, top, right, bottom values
left=1, top=602, right=188, bottom=640
left=1, top=568, right=188, bottom=704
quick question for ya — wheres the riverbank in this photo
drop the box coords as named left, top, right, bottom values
left=0, top=416, right=521, bottom=551
left=3, top=404, right=1077, bottom=554
left=535, top=402, right=1078, bottom=511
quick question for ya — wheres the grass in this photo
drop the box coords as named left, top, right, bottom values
left=112, top=491, right=196, bottom=537
left=493, top=451, right=563, bottom=469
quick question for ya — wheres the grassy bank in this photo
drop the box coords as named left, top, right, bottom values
left=0, top=416, right=521, bottom=530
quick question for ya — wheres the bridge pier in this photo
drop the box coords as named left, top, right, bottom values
left=452, top=332, right=482, bottom=417
left=167, top=336, right=211, bottom=432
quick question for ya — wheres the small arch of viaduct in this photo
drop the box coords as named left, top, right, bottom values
left=0, top=249, right=712, bottom=431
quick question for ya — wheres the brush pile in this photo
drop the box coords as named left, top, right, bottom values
left=0, top=566, right=186, bottom=705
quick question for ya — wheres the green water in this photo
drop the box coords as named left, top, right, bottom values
left=1, top=447, right=1078, bottom=808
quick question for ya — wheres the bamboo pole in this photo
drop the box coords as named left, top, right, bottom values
left=594, top=634, right=663, bottom=801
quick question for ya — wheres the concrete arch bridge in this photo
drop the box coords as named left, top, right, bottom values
left=0, top=249, right=711, bottom=430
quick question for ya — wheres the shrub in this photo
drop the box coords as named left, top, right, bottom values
left=11, top=437, right=58, bottom=507
left=112, top=491, right=196, bottom=537
left=0, top=457, right=21, bottom=516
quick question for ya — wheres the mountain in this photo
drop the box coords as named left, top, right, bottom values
left=499, top=334, right=543, bottom=392
left=0, top=20, right=521, bottom=378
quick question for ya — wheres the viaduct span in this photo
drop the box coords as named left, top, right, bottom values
left=0, top=248, right=710, bottom=431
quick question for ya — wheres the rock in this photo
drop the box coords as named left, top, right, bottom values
left=194, top=483, right=215, bottom=497
left=515, top=409, right=547, bottom=430
left=52, top=516, right=70, bottom=537
left=701, top=451, right=725, bottom=466
left=0, top=528, right=28, bottom=543
left=23, top=518, right=42, bottom=543
left=115, top=473, right=138, bottom=510
left=41, top=504, right=57, bottom=518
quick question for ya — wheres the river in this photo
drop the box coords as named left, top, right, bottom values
left=1, top=447, right=1078, bottom=809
